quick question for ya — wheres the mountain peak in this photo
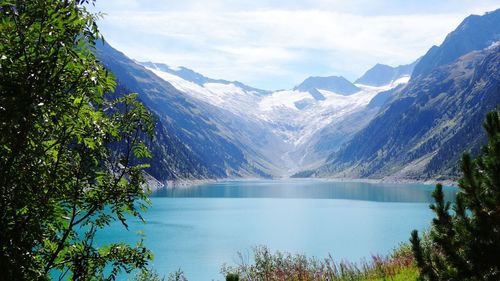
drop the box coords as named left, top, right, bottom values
left=355, top=61, right=417, bottom=87
left=412, top=8, right=500, bottom=78
left=140, top=62, right=211, bottom=85
left=294, top=75, right=360, bottom=98
left=140, top=61, right=270, bottom=96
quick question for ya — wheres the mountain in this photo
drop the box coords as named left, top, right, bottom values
left=142, top=59, right=408, bottom=175
left=140, top=62, right=268, bottom=119
left=95, top=9, right=499, bottom=183
left=140, top=62, right=270, bottom=96
left=316, top=43, right=500, bottom=180
left=110, top=83, right=217, bottom=183
left=366, top=84, right=406, bottom=108
left=287, top=78, right=412, bottom=171
left=355, top=61, right=417, bottom=86
left=96, top=42, right=287, bottom=182
left=294, top=76, right=361, bottom=99
left=142, top=62, right=405, bottom=176
left=412, top=8, right=500, bottom=78
left=308, top=9, right=500, bottom=181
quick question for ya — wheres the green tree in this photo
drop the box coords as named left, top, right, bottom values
left=411, top=108, right=500, bottom=280
left=0, top=0, right=155, bottom=280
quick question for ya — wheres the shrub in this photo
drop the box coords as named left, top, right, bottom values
left=221, top=245, right=416, bottom=281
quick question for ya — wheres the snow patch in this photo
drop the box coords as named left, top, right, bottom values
left=147, top=64, right=409, bottom=148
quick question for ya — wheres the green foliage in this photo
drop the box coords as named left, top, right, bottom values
left=167, top=269, right=188, bottom=281
left=221, top=245, right=416, bottom=281
left=370, top=267, right=418, bottom=281
left=0, top=0, right=155, bottom=280
left=132, top=268, right=165, bottom=281
left=226, top=272, right=240, bottom=281
left=411, top=108, right=500, bottom=280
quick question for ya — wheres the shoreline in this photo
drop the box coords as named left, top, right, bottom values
left=316, top=177, right=458, bottom=187
left=162, top=177, right=269, bottom=188
left=148, top=176, right=458, bottom=191
left=150, top=177, right=269, bottom=191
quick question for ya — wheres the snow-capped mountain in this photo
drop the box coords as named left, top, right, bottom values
left=316, top=9, right=500, bottom=180
left=95, top=9, right=498, bottom=182
left=294, top=76, right=361, bottom=98
left=142, top=62, right=266, bottom=118
left=355, top=61, right=417, bottom=87
left=140, top=62, right=269, bottom=96
left=140, top=61, right=411, bottom=175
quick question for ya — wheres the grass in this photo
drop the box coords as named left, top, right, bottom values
left=221, top=244, right=419, bottom=281
left=369, top=266, right=418, bottom=281
left=133, top=244, right=420, bottom=280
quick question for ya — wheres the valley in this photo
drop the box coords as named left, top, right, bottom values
left=143, top=61, right=411, bottom=175
left=95, top=8, right=500, bottom=184
left=3, top=2, right=500, bottom=280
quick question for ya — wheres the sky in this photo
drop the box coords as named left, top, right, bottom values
left=90, top=0, right=500, bottom=90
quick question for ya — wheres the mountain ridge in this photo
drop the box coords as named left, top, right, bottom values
left=316, top=44, right=500, bottom=180
left=294, top=75, right=361, bottom=98
left=355, top=61, right=418, bottom=87
left=412, top=8, right=500, bottom=78
left=142, top=59, right=407, bottom=175
left=96, top=42, right=287, bottom=182
left=140, top=62, right=271, bottom=96
left=95, top=9, right=500, bottom=183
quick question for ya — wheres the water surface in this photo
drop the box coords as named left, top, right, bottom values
left=100, top=179, right=457, bottom=280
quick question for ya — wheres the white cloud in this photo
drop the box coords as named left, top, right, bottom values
left=92, top=1, right=499, bottom=89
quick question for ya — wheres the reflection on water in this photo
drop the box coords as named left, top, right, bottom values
left=97, top=179, right=459, bottom=280
left=153, top=179, right=457, bottom=203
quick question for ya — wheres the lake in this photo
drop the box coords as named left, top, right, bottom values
left=99, top=179, right=457, bottom=280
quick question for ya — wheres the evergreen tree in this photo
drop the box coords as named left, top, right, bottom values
left=0, top=0, right=154, bottom=280
left=411, top=108, right=500, bottom=280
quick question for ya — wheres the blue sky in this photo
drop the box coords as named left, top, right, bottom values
left=90, top=0, right=499, bottom=90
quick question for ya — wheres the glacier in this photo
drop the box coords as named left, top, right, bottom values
left=142, top=62, right=410, bottom=176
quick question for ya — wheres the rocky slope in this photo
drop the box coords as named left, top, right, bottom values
left=412, top=8, right=500, bottom=78
left=142, top=62, right=407, bottom=175
left=355, top=61, right=417, bottom=87
left=310, top=9, right=500, bottom=181
left=96, top=43, right=285, bottom=182
left=317, top=44, right=500, bottom=180
left=96, top=9, right=500, bottom=182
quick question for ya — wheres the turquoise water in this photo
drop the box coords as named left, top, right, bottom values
left=99, top=179, right=457, bottom=280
